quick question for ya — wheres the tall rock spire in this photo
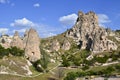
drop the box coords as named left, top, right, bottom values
left=24, top=28, right=41, bottom=62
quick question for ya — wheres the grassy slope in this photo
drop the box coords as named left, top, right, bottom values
left=0, top=56, right=60, bottom=80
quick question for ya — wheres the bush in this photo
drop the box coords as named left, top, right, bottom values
left=82, top=65, right=89, bottom=71
left=61, top=54, right=70, bottom=67
left=64, top=72, right=78, bottom=80
left=33, top=47, right=49, bottom=72
left=76, top=71, right=86, bottom=77
left=0, top=45, right=9, bottom=58
left=33, top=60, right=44, bottom=72
left=95, top=55, right=108, bottom=63
left=9, top=46, right=24, bottom=56
left=115, top=65, right=120, bottom=71
left=0, top=45, right=24, bottom=59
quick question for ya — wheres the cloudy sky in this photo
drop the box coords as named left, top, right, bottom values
left=0, top=0, right=120, bottom=37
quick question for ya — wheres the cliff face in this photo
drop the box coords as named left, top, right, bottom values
left=66, top=11, right=118, bottom=53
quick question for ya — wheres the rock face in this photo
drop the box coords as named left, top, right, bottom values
left=62, top=39, right=71, bottom=50
left=51, top=40, right=60, bottom=51
left=66, top=11, right=118, bottom=53
left=24, top=28, right=41, bottom=62
left=10, top=31, right=24, bottom=49
left=0, top=34, right=12, bottom=48
left=0, top=28, right=41, bottom=62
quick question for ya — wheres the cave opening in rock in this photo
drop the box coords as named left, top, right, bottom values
left=32, top=52, right=35, bottom=55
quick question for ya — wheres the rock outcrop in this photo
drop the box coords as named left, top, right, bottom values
left=24, top=28, right=41, bottom=62
left=10, top=31, right=24, bottom=49
left=62, top=39, right=71, bottom=50
left=50, top=40, right=60, bottom=51
left=0, top=34, right=12, bottom=48
left=66, top=11, right=118, bottom=53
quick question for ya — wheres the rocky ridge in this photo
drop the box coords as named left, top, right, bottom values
left=66, top=11, right=118, bottom=53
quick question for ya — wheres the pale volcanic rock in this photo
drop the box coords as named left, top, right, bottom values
left=24, top=28, right=41, bottom=62
left=10, top=31, right=24, bottom=49
left=66, top=11, right=118, bottom=53
left=62, top=39, right=71, bottom=50
left=0, top=34, right=12, bottom=49
left=51, top=40, right=60, bottom=51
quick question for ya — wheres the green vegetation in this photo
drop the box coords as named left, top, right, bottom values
left=33, top=47, right=49, bottom=72
left=61, top=49, right=90, bottom=67
left=9, top=46, right=24, bottom=56
left=94, top=55, right=108, bottom=63
left=64, top=64, right=120, bottom=80
left=0, top=45, right=24, bottom=59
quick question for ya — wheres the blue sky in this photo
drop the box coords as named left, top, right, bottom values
left=0, top=0, right=120, bottom=37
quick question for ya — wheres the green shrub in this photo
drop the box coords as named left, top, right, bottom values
left=76, top=71, right=86, bottom=77
left=0, top=45, right=24, bottom=58
left=82, top=65, right=89, bottom=71
left=9, top=46, right=24, bottom=56
left=61, top=56, right=70, bottom=67
left=33, top=47, right=49, bottom=72
left=95, top=55, right=108, bottom=63
left=64, top=72, right=78, bottom=80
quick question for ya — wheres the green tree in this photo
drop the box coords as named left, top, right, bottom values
left=9, top=46, right=24, bottom=56
left=33, top=47, right=49, bottom=72
left=61, top=54, right=70, bottom=67
left=40, top=47, right=49, bottom=71
left=0, top=45, right=9, bottom=58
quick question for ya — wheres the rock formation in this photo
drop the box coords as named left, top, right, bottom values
left=66, top=11, right=118, bottom=53
left=51, top=40, right=60, bottom=51
left=10, top=31, right=24, bottom=49
left=62, top=39, right=71, bottom=50
left=0, top=34, right=12, bottom=48
left=24, top=28, right=41, bottom=62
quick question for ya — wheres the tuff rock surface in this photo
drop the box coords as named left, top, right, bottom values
left=24, top=28, right=41, bottom=62
left=50, top=39, right=60, bottom=51
left=10, top=31, right=24, bottom=49
left=62, top=39, right=71, bottom=50
left=0, top=28, right=41, bottom=62
left=66, top=11, right=118, bottom=53
left=0, top=34, right=12, bottom=48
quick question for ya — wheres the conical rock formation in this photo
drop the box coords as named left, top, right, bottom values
left=10, top=31, right=24, bottom=49
left=24, top=28, right=41, bottom=62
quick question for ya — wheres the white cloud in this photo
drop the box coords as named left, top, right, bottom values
left=33, top=3, right=40, bottom=8
left=10, top=18, right=61, bottom=38
left=0, top=0, right=9, bottom=4
left=0, top=28, right=9, bottom=34
left=10, top=18, right=36, bottom=27
left=59, top=13, right=78, bottom=26
left=98, top=14, right=111, bottom=26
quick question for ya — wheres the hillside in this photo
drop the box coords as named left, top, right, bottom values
left=0, top=11, right=120, bottom=80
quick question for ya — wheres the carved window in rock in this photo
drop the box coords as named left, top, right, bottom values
left=1, top=39, right=5, bottom=44
left=32, top=52, right=35, bottom=55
